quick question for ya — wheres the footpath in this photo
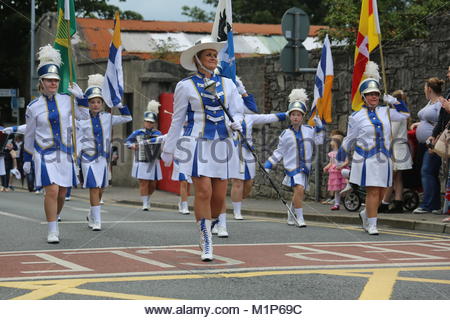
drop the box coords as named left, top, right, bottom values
left=69, top=186, right=450, bottom=234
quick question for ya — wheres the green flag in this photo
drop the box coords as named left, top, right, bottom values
left=54, top=0, right=77, bottom=94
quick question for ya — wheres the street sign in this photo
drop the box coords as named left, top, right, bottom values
left=280, top=7, right=310, bottom=73
left=0, top=89, right=17, bottom=97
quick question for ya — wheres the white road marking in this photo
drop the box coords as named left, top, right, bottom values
left=0, top=210, right=41, bottom=223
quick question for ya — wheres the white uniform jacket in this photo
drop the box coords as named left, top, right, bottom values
left=163, top=73, right=244, bottom=155
left=337, top=102, right=410, bottom=187
left=78, top=107, right=132, bottom=188
left=265, top=125, right=324, bottom=177
left=230, top=111, right=287, bottom=180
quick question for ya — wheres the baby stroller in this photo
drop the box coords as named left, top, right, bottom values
left=342, top=170, right=420, bottom=212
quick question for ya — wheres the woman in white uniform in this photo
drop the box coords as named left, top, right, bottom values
left=76, top=74, right=132, bottom=230
left=125, top=101, right=163, bottom=211
left=23, top=45, right=90, bottom=243
left=161, top=38, right=244, bottom=261
left=337, top=63, right=410, bottom=235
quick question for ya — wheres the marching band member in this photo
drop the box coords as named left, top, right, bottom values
left=264, top=88, right=324, bottom=227
left=172, top=140, right=192, bottom=215
left=23, top=45, right=90, bottom=243
left=337, top=62, right=410, bottom=235
left=228, top=77, right=287, bottom=221
left=125, top=100, right=163, bottom=211
left=76, top=74, right=132, bottom=230
left=160, top=38, right=244, bottom=261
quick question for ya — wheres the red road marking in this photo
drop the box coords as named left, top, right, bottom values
left=1, top=240, right=450, bottom=280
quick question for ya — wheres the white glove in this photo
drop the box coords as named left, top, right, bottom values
left=235, top=77, right=247, bottom=95
left=383, top=94, right=399, bottom=105
left=23, top=162, right=31, bottom=175
left=160, top=152, right=174, bottom=167
left=10, top=168, right=21, bottom=179
left=113, top=102, right=124, bottom=109
left=230, top=121, right=243, bottom=132
left=264, top=168, right=271, bottom=174
left=313, top=116, right=323, bottom=128
left=2, top=127, right=13, bottom=134
left=68, top=82, right=84, bottom=99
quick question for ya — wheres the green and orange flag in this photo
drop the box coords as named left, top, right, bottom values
left=54, top=0, right=77, bottom=94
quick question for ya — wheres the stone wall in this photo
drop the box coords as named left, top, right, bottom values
left=237, top=12, right=450, bottom=200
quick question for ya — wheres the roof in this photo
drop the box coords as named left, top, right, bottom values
left=77, top=18, right=326, bottom=61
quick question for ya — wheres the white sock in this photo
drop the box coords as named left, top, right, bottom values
left=141, top=195, right=149, bottom=207
left=381, top=200, right=390, bottom=205
left=232, top=202, right=241, bottom=215
left=218, top=213, right=227, bottom=227
left=334, top=192, right=341, bottom=205
left=48, top=221, right=57, bottom=234
left=181, top=201, right=188, bottom=210
left=91, top=205, right=101, bottom=223
left=368, top=217, right=377, bottom=227
left=294, top=207, right=303, bottom=220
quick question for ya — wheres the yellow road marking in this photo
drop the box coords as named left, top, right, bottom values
left=1, top=266, right=450, bottom=300
left=359, top=269, right=399, bottom=300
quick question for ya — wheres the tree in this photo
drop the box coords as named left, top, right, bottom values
left=0, top=0, right=141, bottom=105
left=181, top=0, right=328, bottom=25
left=321, top=0, right=450, bottom=47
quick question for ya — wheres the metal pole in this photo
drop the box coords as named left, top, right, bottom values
left=30, top=0, right=35, bottom=100
left=67, top=17, right=78, bottom=161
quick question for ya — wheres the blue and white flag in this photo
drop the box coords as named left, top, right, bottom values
left=102, top=11, right=123, bottom=108
left=211, top=0, right=236, bottom=82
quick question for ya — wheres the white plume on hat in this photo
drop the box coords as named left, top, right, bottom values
left=363, top=61, right=381, bottom=81
left=289, top=88, right=309, bottom=104
left=37, top=44, right=62, bottom=69
left=146, top=100, right=160, bottom=114
left=87, top=74, right=104, bottom=88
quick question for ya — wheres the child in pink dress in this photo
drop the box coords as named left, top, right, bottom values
left=323, top=132, right=347, bottom=210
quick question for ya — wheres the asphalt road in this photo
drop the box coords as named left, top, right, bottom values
left=1, top=189, right=450, bottom=300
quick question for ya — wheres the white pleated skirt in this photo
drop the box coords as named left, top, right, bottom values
left=176, top=136, right=234, bottom=180
left=350, top=152, right=393, bottom=187
left=33, top=151, right=78, bottom=188
left=131, top=157, right=162, bottom=181
left=171, top=160, right=192, bottom=183
left=0, top=156, right=5, bottom=175
left=392, top=143, right=412, bottom=171
left=81, top=157, right=108, bottom=188
left=228, top=142, right=257, bottom=180
left=282, top=172, right=308, bottom=188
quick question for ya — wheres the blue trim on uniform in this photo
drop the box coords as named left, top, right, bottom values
left=179, top=173, right=187, bottom=181
left=118, top=105, right=131, bottom=115
left=101, top=167, right=107, bottom=188
left=40, top=158, right=51, bottom=187
left=85, top=167, right=97, bottom=188
left=264, top=160, right=273, bottom=170
left=71, top=161, right=77, bottom=187
left=276, top=112, right=287, bottom=121
left=290, top=176, right=295, bottom=187
left=244, top=163, right=251, bottom=180
left=76, top=97, right=89, bottom=108
left=361, top=160, right=366, bottom=187
left=242, top=94, right=259, bottom=113
left=393, top=100, right=409, bottom=114
left=24, top=150, right=33, bottom=162
left=191, top=142, right=199, bottom=178
left=12, top=126, right=18, bottom=133
left=183, top=102, right=194, bottom=136
left=288, top=126, right=309, bottom=177
left=191, top=74, right=228, bottom=140
left=46, top=96, right=63, bottom=150
left=336, top=147, right=347, bottom=162
left=387, top=159, right=391, bottom=186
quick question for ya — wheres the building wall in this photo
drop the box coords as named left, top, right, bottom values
left=236, top=12, right=450, bottom=200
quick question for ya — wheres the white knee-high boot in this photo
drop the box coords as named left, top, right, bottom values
left=197, top=218, right=213, bottom=261
left=91, top=205, right=101, bottom=231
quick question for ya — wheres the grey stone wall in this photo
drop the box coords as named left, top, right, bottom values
left=237, top=12, right=450, bottom=200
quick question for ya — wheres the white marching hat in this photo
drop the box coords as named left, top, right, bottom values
left=180, top=37, right=225, bottom=71
left=85, top=74, right=104, bottom=100
left=287, top=88, right=309, bottom=115
left=144, top=100, right=160, bottom=122
left=37, top=45, right=62, bottom=80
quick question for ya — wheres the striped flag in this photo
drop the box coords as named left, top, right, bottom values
left=54, top=0, right=76, bottom=94
left=211, top=0, right=236, bottom=82
left=102, top=11, right=124, bottom=108
left=351, top=0, right=381, bottom=111
left=308, top=35, right=334, bottom=125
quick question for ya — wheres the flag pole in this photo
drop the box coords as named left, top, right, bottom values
left=378, top=33, right=388, bottom=95
left=66, top=16, right=78, bottom=161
